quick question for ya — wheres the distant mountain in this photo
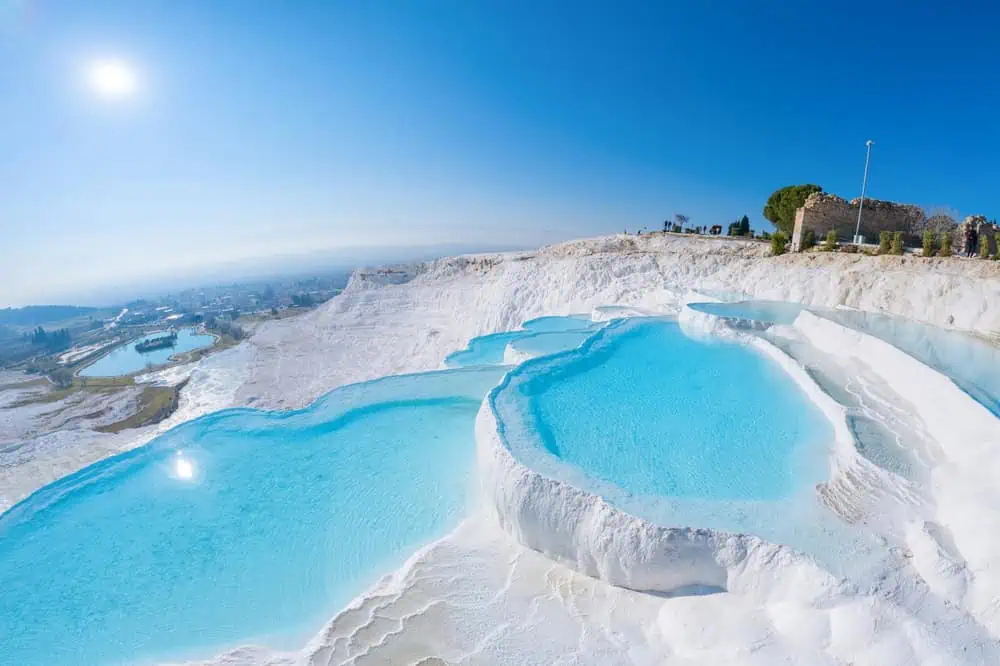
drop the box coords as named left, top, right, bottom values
left=0, top=305, right=98, bottom=327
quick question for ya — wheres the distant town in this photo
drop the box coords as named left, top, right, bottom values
left=0, top=271, right=349, bottom=370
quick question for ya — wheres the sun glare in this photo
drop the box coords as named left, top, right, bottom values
left=86, top=58, right=138, bottom=99
left=174, top=452, right=194, bottom=480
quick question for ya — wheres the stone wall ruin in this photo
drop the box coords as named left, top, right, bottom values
left=790, top=192, right=926, bottom=251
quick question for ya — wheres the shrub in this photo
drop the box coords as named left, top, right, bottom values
left=771, top=231, right=787, bottom=256
left=980, top=235, right=991, bottom=259
left=801, top=229, right=816, bottom=251
left=49, top=368, right=74, bottom=389
left=822, top=229, right=838, bottom=251
left=922, top=231, right=937, bottom=257
left=879, top=231, right=892, bottom=254
left=891, top=232, right=904, bottom=255
left=939, top=232, right=952, bottom=257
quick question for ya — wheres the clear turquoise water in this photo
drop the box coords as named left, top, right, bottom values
left=503, top=319, right=830, bottom=502
left=820, top=309, right=1000, bottom=417
left=492, top=318, right=885, bottom=576
left=444, top=331, right=531, bottom=367
left=692, top=300, right=1000, bottom=418
left=508, top=328, right=599, bottom=358
left=687, top=300, right=811, bottom=326
left=521, top=314, right=594, bottom=332
left=444, top=315, right=596, bottom=367
left=0, top=366, right=505, bottom=666
left=80, top=328, right=216, bottom=377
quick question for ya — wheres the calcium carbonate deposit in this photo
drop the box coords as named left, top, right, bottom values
left=4, top=233, right=1000, bottom=665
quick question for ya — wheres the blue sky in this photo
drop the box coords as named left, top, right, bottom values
left=2, top=1, right=998, bottom=305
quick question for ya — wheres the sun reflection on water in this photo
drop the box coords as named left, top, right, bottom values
left=174, top=452, right=194, bottom=480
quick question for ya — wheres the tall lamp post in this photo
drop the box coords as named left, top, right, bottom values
left=854, top=139, right=874, bottom=244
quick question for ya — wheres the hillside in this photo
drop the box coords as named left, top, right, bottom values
left=0, top=305, right=98, bottom=327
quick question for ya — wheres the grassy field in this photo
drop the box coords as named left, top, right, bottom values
left=10, top=374, right=186, bottom=433
left=11, top=378, right=130, bottom=408
left=0, top=377, right=46, bottom=392
left=97, top=381, right=187, bottom=434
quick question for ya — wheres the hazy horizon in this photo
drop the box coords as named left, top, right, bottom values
left=2, top=241, right=532, bottom=308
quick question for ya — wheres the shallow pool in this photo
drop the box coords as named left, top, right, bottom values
left=517, top=319, right=830, bottom=500
left=820, top=309, right=1000, bottom=416
left=490, top=318, right=844, bottom=561
left=0, top=366, right=505, bottom=666
left=80, top=328, right=216, bottom=377
left=687, top=300, right=811, bottom=326
left=445, top=315, right=597, bottom=367
left=520, top=314, right=595, bottom=333
left=507, top=328, right=600, bottom=359
left=691, top=300, right=1000, bottom=418
left=445, top=331, right=531, bottom=367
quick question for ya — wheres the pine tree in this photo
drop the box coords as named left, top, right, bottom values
left=739, top=215, right=750, bottom=236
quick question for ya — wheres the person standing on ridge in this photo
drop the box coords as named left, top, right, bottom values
left=966, top=223, right=979, bottom=257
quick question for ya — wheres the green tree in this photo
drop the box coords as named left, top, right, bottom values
left=891, top=232, right=904, bottom=255
left=922, top=231, right=937, bottom=257
left=879, top=231, right=892, bottom=254
left=763, top=184, right=823, bottom=236
left=801, top=229, right=816, bottom=250
left=771, top=232, right=787, bottom=256
left=939, top=232, right=952, bottom=257
left=739, top=215, right=751, bottom=236
left=823, top=229, right=838, bottom=251
left=980, top=234, right=991, bottom=259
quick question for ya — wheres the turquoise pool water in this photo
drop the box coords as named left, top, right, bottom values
left=690, top=299, right=1000, bottom=418
left=525, top=319, right=829, bottom=500
left=495, top=318, right=831, bottom=505
left=520, top=314, right=594, bottom=332
left=445, top=315, right=598, bottom=367
left=0, top=366, right=505, bottom=666
left=445, top=331, right=530, bottom=367
left=507, top=328, right=600, bottom=358
left=819, top=309, right=1000, bottom=416
left=489, top=318, right=857, bottom=568
left=80, top=328, right=216, bottom=377
left=687, top=300, right=811, bottom=326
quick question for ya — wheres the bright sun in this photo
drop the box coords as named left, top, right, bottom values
left=86, top=58, right=138, bottom=99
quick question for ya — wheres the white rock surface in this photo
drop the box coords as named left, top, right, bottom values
left=6, top=233, right=1000, bottom=663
